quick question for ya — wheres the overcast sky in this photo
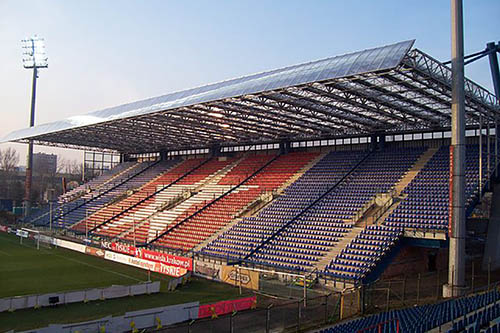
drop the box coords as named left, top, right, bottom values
left=1, top=0, right=499, bottom=165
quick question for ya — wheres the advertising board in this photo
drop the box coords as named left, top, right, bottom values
left=221, top=266, right=259, bottom=291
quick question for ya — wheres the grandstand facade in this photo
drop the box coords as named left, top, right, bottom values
left=3, top=40, right=500, bottom=290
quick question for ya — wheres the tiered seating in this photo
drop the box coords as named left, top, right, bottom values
left=201, top=150, right=368, bottom=265
left=203, top=148, right=424, bottom=271
left=447, top=302, right=500, bottom=333
left=385, top=144, right=491, bottom=230
left=248, top=148, right=423, bottom=271
left=319, top=289, right=500, bottom=333
left=69, top=158, right=195, bottom=233
left=323, top=225, right=401, bottom=280
left=59, top=161, right=137, bottom=203
left=56, top=160, right=174, bottom=228
left=86, top=157, right=234, bottom=239
left=56, top=160, right=167, bottom=227
left=151, top=152, right=318, bottom=251
left=125, top=155, right=274, bottom=244
left=24, top=161, right=139, bottom=225
left=30, top=161, right=163, bottom=227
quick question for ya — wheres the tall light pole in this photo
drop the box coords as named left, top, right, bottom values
left=22, top=36, right=48, bottom=217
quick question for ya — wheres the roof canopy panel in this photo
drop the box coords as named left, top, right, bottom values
left=3, top=40, right=499, bottom=153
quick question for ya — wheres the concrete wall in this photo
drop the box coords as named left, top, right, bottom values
left=381, top=245, right=448, bottom=279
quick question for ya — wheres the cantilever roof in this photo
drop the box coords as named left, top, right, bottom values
left=2, top=40, right=499, bottom=153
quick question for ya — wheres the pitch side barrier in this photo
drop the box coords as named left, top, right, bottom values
left=2, top=227, right=193, bottom=279
left=17, top=296, right=258, bottom=333
left=0, top=281, right=160, bottom=313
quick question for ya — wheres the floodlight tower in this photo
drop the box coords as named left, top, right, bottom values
left=22, top=35, right=48, bottom=217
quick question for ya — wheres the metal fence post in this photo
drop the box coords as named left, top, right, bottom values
left=416, top=273, right=421, bottom=304
left=361, top=286, right=366, bottom=315
left=386, top=288, right=390, bottom=312
left=266, top=305, right=271, bottom=333
left=357, top=287, right=361, bottom=314
left=488, top=257, right=491, bottom=290
left=402, top=276, right=406, bottom=303
left=297, top=300, right=301, bottom=332
left=303, top=274, right=307, bottom=307
left=471, top=262, right=475, bottom=293
left=324, top=294, right=329, bottom=324
left=436, top=269, right=440, bottom=300
left=340, top=293, right=344, bottom=320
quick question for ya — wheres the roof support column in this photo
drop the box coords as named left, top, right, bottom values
left=160, top=150, right=169, bottom=161
left=279, top=140, right=291, bottom=155
left=486, top=41, right=500, bottom=179
left=444, top=0, right=467, bottom=298
left=378, top=133, right=386, bottom=150
left=370, top=134, right=378, bottom=151
left=496, top=119, right=498, bottom=179
left=211, top=144, right=221, bottom=158
left=479, top=115, right=483, bottom=195
left=487, top=119, right=491, bottom=187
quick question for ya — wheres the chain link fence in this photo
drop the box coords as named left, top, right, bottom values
left=155, top=263, right=500, bottom=333
left=157, top=293, right=342, bottom=333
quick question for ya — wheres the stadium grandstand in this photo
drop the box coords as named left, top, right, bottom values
left=2, top=39, right=500, bottom=331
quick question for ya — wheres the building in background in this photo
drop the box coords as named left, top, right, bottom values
left=33, top=153, right=57, bottom=175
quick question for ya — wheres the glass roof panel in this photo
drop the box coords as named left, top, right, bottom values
left=2, top=40, right=415, bottom=143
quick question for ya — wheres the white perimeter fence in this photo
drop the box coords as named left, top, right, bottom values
left=18, top=301, right=199, bottom=333
left=0, top=281, right=160, bottom=312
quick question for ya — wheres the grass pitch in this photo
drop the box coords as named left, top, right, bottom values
left=0, top=232, right=245, bottom=332
left=0, top=232, right=155, bottom=298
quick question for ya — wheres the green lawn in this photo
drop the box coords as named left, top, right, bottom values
left=0, top=232, right=157, bottom=297
left=0, top=232, right=246, bottom=332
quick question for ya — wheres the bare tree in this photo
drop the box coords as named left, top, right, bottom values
left=0, top=148, right=19, bottom=172
left=69, top=159, right=83, bottom=176
left=57, top=156, right=68, bottom=174
left=58, top=158, right=82, bottom=175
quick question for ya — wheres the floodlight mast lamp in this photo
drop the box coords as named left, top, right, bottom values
left=22, top=35, right=48, bottom=217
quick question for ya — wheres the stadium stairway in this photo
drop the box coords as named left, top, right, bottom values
left=146, top=153, right=283, bottom=249
left=317, top=147, right=438, bottom=284
left=192, top=152, right=328, bottom=252
left=319, top=145, right=493, bottom=285
left=314, top=226, right=364, bottom=272
left=384, top=144, right=492, bottom=231
left=394, top=147, right=438, bottom=195
left=245, top=147, right=424, bottom=272
left=59, top=161, right=139, bottom=203
left=24, top=162, right=139, bottom=225
left=149, top=152, right=319, bottom=251
left=62, top=160, right=176, bottom=229
left=115, top=157, right=244, bottom=243
left=28, top=160, right=161, bottom=227
left=201, top=150, right=372, bottom=267
left=88, top=157, right=233, bottom=239
left=353, top=146, right=438, bottom=227
left=274, top=150, right=329, bottom=195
